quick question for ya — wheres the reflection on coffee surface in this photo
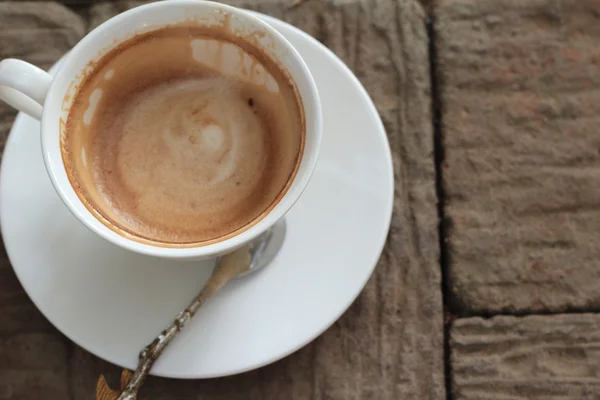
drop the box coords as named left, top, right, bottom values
left=62, top=26, right=305, bottom=246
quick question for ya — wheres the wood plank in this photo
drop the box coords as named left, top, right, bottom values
left=436, top=0, right=600, bottom=314
left=76, top=0, right=443, bottom=398
left=0, top=4, right=85, bottom=399
left=0, top=1, right=443, bottom=398
left=451, top=315, right=600, bottom=399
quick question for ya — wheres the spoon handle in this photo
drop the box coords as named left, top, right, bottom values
left=116, top=285, right=215, bottom=400
left=116, top=247, right=251, bottom=400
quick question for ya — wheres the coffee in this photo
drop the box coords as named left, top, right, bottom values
left=62, top=25, right=305, bottom=246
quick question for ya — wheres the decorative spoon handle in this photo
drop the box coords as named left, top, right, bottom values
left=115, top=248, right=251, bottom=400
left=116, top=285, right=212, bottom=399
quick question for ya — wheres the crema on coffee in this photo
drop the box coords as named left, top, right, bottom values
left=62, top=25, right=305, bottom=246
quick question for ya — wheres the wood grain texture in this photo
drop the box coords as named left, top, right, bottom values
left=436, top=0, right=600, bottom=315
left=451, top=315, right=600, bottom=400
left=0, top=4, right=84, bottom=398
left=0, top=0, right=442, bottom=399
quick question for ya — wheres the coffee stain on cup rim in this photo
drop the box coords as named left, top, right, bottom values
left=61, top=8, right=287, bottom=140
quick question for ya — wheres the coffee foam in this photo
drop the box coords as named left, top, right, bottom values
left=63, top=26, right=304, bottom=245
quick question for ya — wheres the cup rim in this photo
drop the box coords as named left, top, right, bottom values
left=40, top=0, right=322, bottom=259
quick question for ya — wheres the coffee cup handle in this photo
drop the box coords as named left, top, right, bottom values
left=0, top=59, right=53, bottom=120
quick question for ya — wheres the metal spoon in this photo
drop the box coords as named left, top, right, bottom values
left=115, top=220, right=286, bottom=400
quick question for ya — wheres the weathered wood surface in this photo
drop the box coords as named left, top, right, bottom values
left=0, top=1, right=443, bottom=399
left=0, top=4, right=84, bottom=399
left=451, top=315, right=600, bottom=400
left=437, top=0, right=600, bottom=315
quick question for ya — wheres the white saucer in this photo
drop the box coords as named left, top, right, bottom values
left=0, top=13, right=393, bottom=378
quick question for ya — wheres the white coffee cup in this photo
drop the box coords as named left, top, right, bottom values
left=0, top=0, right=322, bottom=260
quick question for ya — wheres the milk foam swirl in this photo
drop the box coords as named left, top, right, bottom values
left=113, top=78, right=266, bottom=219
left=63, top=26, right=304, bottom=245
left=90, top=75, right=284, bottom=242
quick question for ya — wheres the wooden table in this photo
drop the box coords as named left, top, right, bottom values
left=6, top=0, right=600, bottom=398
